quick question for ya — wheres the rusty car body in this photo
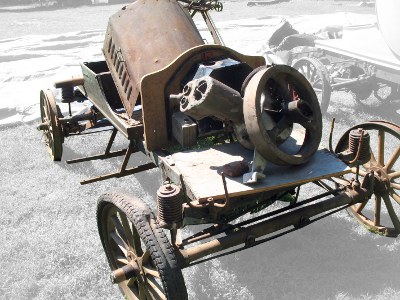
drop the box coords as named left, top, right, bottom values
left=38, top=1, right=400, bottom=299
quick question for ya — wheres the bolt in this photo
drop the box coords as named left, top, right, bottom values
left=245, top=235, right=256, bottom=247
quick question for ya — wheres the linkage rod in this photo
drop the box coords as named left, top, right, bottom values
left=181, top=188, right=343, bottom=246
left=186, top=203, right=352, bottom=267
left=180, top=190, right=358, bottom=265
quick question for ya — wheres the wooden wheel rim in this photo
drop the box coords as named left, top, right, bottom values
left=101, top=204, right=167, bottom=300
left=39, top=89, right=63, bottom=161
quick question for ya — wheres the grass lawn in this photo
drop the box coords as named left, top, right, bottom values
left=1, top=0, right=399, bottom=299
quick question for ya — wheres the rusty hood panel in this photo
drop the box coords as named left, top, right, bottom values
left=103, top=0, right=204, bottom=117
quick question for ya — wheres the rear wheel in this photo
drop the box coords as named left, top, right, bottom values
left=97, top=193, right=188, bottom=300
left=335, top=121, right=400, bottom=237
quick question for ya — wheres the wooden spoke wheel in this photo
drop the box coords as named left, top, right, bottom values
left=292, top=57, right=331, bottom=115
left=335, top=121, right=400, bottom=237
left=97, top=193, right=188, bottom=300
left=243, top=65, right=322, bottom=166
left=39, top=89, right=63, bottom=161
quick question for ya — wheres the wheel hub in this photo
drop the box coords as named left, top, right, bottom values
left=369, top=166, right=391, bottom=195
left=110, top=259, right=141, bottom=284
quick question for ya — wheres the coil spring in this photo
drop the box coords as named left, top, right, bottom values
left=349, top=128, right=371, bottom=164
left=157, top=184, right=183, bottom=228
left=61, top=86, right=74, bottom=102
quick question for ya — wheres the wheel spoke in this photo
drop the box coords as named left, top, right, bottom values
left=130, top=224, right=144, bottom=257
left=310, top=66, right=317, bottom=82
left=127, top=276, right=138, bottom=288
left=143, top=265, right=161, bottom=278
left=350, top=167, right=368, bottom=177
left=139, top=284, right=148, bottom=300
left=389, top=171, right=400, bottom=180
left=144, top=288, right=156, bottom=300
left=119, top=213, right=136, bottom=250
left=299, top=65, right=306, bottom=76
left=385, top=145, right=400, bottom=172
left=125, top=285, right=140, bottom=300
left=269, top=116, right=292, bottom=142
left=369, top=147, right=377, bottom=165
left=146, top=276, right=166, bottom=300
left=313, top=78, right=322, bottom=85
left=116, top=255, right=129, bottom=265
left=111, top=215, right=130, bottom=248
left=378, top=130, right=385, bottom=166
left=374, top=195, right=381, bottom=226
left=356, top=200, right=368, bottom=213
left=110, top=230, right=128, bottom=256
left=141, top=250, right=150, bottom=264
left=382, top=195, right=400, bottom=231
left=390, top=189, right=400, bottom=205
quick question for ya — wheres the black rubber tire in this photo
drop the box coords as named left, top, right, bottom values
left=292, top=57, right=331, bottom=115
left=97, top=193, right=188, bottom=300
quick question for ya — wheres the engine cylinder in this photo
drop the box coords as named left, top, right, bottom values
left=157, top=184, right=183, bottom=228
left=349, top=128, right=371, bottom=164
left=180, top=76, right=244, bottom=123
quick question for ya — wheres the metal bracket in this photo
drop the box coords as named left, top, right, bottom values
left=67, top=128, right=124, bottom=164
left=66, top=128, right=156, bottom=184
left=80, top=141, right=156, bottom=185
left=243, top=150, right=267, bottom=184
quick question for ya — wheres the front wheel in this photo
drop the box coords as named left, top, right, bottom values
left=97, top=193, right=188, bottom=300
left=39, top=89, right=63, bottom=161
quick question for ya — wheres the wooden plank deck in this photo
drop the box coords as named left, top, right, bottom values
left=171, top=142, right=350, bottom=201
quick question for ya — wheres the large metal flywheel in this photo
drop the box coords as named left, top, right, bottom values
left=243, top=65, right=322, bottom=166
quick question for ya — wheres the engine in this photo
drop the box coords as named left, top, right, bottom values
left=103, top=0, right=322, bottom=182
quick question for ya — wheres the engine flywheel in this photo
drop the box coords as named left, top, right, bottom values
left=243, top=65, right=322, bottom=166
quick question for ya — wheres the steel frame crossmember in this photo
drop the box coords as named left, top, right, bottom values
left=66, top=128, right=156, bottom=184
